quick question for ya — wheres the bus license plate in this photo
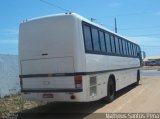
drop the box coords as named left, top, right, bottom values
left=43, top=93, right=54, bottom=98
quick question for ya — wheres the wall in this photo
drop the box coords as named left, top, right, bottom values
left=0, top=54, right=19, bottom=98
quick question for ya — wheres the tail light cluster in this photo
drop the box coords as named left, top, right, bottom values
left=74, top=75, right=82, bottom=88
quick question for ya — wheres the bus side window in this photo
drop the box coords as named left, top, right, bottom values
left=83, top=25, right=93, bottom=52
left=115, top=36, right=120, bottom=54
left=91, top=28, right=101, bottom=52
left=128, top=42, right=131, bottom=56
left=110, top=35, right=116, bottom=54
left=134, top=45, right=137, bottom=56
left=136, top=46, right=139, bottom=56
left=105, top=33, right=111, bottom=53
left=133, top=45, right=135, bottom=56
left=135, top=46, right=137, bottom=56
left=122, top=40, right=126, bottom=55
left=119, top=38, right=123, bottom=55
left=99, top=31, right=106, bottom=53
left=125, top=41, right=129, bottom=56
left=131, top=44, right=134, bottom=56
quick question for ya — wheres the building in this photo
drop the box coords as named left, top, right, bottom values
left=143, top=56, right=160, bottom=66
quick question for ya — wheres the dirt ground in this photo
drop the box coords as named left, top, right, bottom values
left=142, top=66, right=160, bottom=70
left=16, top=75, right=160, bottom=119
left=95, top=76, right=160, bottom=113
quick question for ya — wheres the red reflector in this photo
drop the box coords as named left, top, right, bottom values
left=74, top=75, right=82, bottom=84
left=43, top=93, right=54, bottom=98
left=74, top=75, right=82, bottom=88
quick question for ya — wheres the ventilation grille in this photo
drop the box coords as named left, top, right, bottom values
left=90, top=76, right=97, bottom=97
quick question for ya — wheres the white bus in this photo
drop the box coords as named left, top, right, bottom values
left=19, top=13, right=142, bottom=103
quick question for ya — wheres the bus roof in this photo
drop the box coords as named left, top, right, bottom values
left=22, top=12, right=139, bottom=46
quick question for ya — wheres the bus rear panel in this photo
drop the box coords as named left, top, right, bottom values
left=19, top=14, right=88, bottom=102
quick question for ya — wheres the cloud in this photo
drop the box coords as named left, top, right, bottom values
left=154, top=11, right=160, bottom=16
left=0, top=28, right=18, bottom=45
left=127, top=36, right=159, bottom=45
left=0, top=39, right=18, bottom=45
left=0, top=28, right=18, bottom=54
left=108, top=2, right=120, bottom=7
left=0, top=29, right=18, bottom=35
left=0, top=39, right=18, bottom=55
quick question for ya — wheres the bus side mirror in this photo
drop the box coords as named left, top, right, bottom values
left=137, top=51, right=146, bottom=66
left=138, top=51, right=146, bottom=66
left=141, top=51, right=146, bottom=60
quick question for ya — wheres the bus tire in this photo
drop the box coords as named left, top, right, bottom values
left=135, top=70, right=140, bottom=85
left=103, top=77, right=115, bottom=103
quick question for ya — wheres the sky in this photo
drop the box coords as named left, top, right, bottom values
left=0, top=0, right=160, bottom=56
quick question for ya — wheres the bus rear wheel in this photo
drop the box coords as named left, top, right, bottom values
left=103, top=78, right=115, bottom=103
left=135, top=70, right=140, bottom=85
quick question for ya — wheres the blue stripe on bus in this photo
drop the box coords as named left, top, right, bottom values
left=19, top=66, right=141, bottom=78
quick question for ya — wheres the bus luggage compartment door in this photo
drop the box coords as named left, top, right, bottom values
left=20, top=57, right=75, bottom=90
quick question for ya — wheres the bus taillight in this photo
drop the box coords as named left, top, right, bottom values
left=74, top=75, right=82, bottom=88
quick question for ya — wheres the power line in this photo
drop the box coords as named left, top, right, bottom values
left=97, top=11, right=154, bottom=19
left=128, top=33, right=160, bottom=37
left=95, top=21, right=160, bottom=30
left=94, top=22, right=160, bottom=37
left=93, top=22, right=160, bottom=37
left=37, top=2, right=160, bottom=39
left=141, top=45, right=160, bottom=47
left=39, top=0, right=71, bottom=13
left=119, top=25, right=160, bottom=31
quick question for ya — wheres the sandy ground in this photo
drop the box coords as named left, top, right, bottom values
left=142, top=66, right=160, bottom=70
left=17, top=75, right=160, bottom=119
left=95, top=76, right=160, bottom=113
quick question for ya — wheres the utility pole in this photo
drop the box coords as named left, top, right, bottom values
left=114, top=18, right=117, bottom=33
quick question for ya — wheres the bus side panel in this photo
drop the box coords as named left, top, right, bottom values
left=72, top=17, right=86, bottom=73
left=84, top=68, right=139, bottom=102
left=85, top=54, right=140, bottom=88
left=85, top=54, right=140, bottom=72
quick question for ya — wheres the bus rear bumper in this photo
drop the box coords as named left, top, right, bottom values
left=22, top=90, right=88, bottom=102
